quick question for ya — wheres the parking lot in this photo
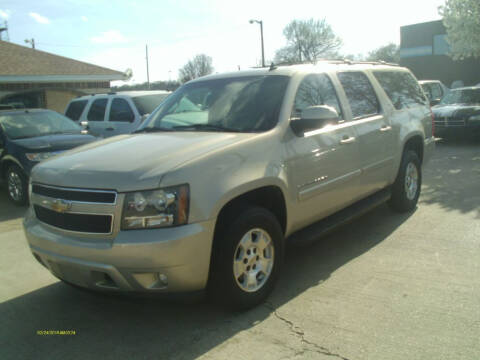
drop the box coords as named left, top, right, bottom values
left=0, top=139, right=479, bottom=360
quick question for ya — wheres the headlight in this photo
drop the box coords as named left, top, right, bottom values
left=121, top=184, right=189, bottom=230
left=26, top=152, right=57, bottom=162
left=468, top=114, right=480, bottom=122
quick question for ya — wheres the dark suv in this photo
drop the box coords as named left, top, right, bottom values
left=0, top=109, right=96, bottom=205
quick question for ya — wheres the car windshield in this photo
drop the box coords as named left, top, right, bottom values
left=138, top=75, right=290, bottom=133
left=0, top=111, right=82, bottom=140
left=132, top=94, right=170, bottom=115
left=440, top=88, right=480, bottom=105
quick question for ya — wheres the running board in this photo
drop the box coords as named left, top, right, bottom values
left=287, top=187, right=391, bottom=247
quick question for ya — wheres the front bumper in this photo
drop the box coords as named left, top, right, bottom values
left=23, top=207, right=215, bottom=293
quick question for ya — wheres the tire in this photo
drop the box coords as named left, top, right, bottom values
left=6, top=164, right=29, bottom=206
left=208, top=206, right=284, bottom=311
left=388, top=150, right=421, bottom=213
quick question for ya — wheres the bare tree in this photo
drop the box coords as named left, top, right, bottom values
left=366, top=43, right=400, bottom=63
left=274, top=19, right=342, bottom=64
left=178, top=54, right=214, bottom=83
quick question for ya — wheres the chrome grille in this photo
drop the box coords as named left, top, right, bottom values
left=434, top=117, right=466, bottom=127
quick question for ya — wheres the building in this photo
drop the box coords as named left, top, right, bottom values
left=0, top=41, right=126, bottom=112
left=400, top=20, right=480, bottom=88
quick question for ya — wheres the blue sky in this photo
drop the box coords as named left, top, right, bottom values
left=0, top=0, right=445, bottom=84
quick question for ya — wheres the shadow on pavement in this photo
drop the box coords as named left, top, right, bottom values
left=420, top=138, right=480, bottom=217
left=0, top=184, right=27, bottom=222
left=0, top=204, right=413, bottom=360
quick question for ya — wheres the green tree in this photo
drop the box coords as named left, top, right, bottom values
left=439, top=0, right=480, bottom=59
left=366, top=43, right=400, bottom=63
left=179, top=54, right=214, bottom=83
left=274, top=19, right=342, bottom=64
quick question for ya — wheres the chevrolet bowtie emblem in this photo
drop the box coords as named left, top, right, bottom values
left=50, top=199, right=72, bottom=213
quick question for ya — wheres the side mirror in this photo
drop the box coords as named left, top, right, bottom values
left=80, top=121, right=89, bottom=130
left=290, top=105, right=340, bottom=136
left=430, top=99, right=441, bottom=106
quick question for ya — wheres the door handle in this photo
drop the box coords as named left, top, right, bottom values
left=380, top=125, right=392, bottom=132
left=106, top=127, right=114, bottom=131
left=340, top=135, right=356, bottom=144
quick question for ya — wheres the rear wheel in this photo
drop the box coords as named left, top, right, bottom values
left=6, top=165, right=28, bottom=206
left=388, top=150, right=421, bottom=212
left=208, top=206, right=284, bottom=310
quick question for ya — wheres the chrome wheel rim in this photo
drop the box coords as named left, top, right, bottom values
left=7, top=171, right=23, bottom=202
left=405, top=162, right=419, bottom=200
left=233, top=228, right=274, bottom=293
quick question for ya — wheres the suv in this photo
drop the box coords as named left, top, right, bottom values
left=64, top=91, right=170, bottom=137
left=24, top=63, right=434, bottom=310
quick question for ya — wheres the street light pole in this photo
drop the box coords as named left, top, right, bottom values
left=249, top=19, right=265, bottom=67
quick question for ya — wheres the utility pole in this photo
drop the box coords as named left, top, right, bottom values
left=249, top=19, right=265, bottom=67
left=145, top=44, right=150, bottom=90
left=25, top=38, right=35, bottom=49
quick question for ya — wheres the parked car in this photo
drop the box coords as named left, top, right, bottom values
left=0, top=109, right=96, bottom=205
left=419, top=80, right=449, bottom=105
left=432, top=86, right=480, bottom=138
left=64, top=91, right=171, bottom=138
left=24, top=62, right=434, bottom=310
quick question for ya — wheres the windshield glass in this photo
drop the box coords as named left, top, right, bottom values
left=440, top=88, right=480, bottom=105
left=0, top=111, right=82, bottom=140
left=139, top=75, right=290, bottom=133
left=132, top=94, right=170, bottom=115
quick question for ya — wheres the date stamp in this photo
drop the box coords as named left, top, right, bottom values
left=36, top=330, right=76, bottom=336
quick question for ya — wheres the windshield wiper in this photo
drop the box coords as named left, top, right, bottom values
left=133, top=127, right=175, bottom=133
left=172, top=124, right=244, bottom=132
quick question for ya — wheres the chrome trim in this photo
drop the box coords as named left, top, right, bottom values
left=32, top=183, right=118, bottom=205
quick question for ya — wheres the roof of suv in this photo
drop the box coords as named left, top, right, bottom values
left=72, top=90, right=171, bottom=101
left=190, top=61, right=403, bottom=83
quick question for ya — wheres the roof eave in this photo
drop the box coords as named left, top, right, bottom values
left=0, top=74, right=126, bottom=83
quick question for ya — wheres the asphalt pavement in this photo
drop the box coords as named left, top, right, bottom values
left=0, top=138, right=479, bottom=360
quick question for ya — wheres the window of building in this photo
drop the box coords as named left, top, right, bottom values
left=433, top=34, right=450, bottom=56
left=87, top=98, right=107, bottom=121
left=337, top=72, right=380, bottom=119
left=373, top=71, right=427, bottom=110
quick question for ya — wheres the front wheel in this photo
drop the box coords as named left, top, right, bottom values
left=388, top=150, right=422, bottom=213
left=6, top=165, right=29, bottom=206
left=208, top=206, right=284, bottom=311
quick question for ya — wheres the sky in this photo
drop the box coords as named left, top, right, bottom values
left=0, top=0, right=445, bottom=84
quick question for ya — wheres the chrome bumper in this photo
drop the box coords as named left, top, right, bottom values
left=23, top=207, right=215, bottom=293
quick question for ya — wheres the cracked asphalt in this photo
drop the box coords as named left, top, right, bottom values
left=1, top=138, right=479, bottom=360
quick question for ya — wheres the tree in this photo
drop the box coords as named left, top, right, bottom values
left=274, top=19, right=342, bottom=64
left=366, top=43, right=400, bottom=63
left=439, top=0, right=480, bottom=59
left=178, top=54, right=214, bottom=83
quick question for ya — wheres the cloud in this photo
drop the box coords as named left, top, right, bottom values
left=0, top=9, right=11, bottom=19
left=29, top=12, right=50, bottom=24
left=81, top=16, right=88, bottom=22
left=91, top=30, right=128, bottom=44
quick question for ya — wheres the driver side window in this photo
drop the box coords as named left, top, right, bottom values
left=292, top=74, right=343, bottom=119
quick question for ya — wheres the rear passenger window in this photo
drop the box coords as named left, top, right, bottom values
left=373, top=71, right=427, bottom=110
left=87, top=99, right=108, bottom=121
left=65, top=100, right=87, bottom=121
left=292, top=74, right=343, bottom=119
left=109, top=98, right=135, bottom=122
left=431, top=84, right=443, bottom=99
left=337, top=72, right=380, bottom=119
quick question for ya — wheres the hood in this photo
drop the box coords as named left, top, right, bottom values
left=12, top=134, right=97, bottom=151
left=31, top=132, right=255, bottom=192
left=432, top=104, right=480, bottom=119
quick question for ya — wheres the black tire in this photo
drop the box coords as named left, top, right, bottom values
left=6, top=164, right=29, bottom=206
left=208, top=206, right=284, bottom=311
left=388, top=150, right=421, bottom=213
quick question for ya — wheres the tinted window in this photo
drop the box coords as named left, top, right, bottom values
left=337, top=72, right=380, bottom=119
left=292, top=74, right=343, bottom=119
left=109, top=98, right=135, bottom=122
left=132, top=94, right=169, bottom=115
left=142, top=76, right=290, bottom=133
left=373, top=71, right=427, bottom=110
left=65, top=100, right=87, bottom=121
left=87, top=98, right=107, bottom=121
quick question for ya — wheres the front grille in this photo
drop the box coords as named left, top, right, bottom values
left=434, top=117, right=466, bottom=127
left=34, top=205, right=113, bottom=234
left=32, top=184, right=116, bottom=203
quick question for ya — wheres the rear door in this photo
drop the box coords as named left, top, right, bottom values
left=85, top=97, right=109, bottom=137
left=106, top=97, right=138, bottom=136
left=336, top=71, right=394, bottom=195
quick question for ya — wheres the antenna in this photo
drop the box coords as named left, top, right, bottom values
left=0, top=21, right=9, bottom=41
